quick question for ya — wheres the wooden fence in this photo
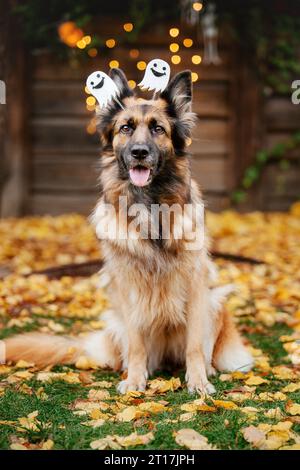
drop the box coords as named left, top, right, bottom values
left=1, top=13, right=300, bottom=216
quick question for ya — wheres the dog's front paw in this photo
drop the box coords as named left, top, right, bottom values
left=117, top=374, right=147, bottom=394
left=186, top=372, right=216, bottom=395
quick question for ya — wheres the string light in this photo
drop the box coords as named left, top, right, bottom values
left=76, top=39, right=86, bottom=49
left=106, top=38, right=116, bottom=48
left=191, top=54, right=202, bottom=65
left=169, top=43, right=179, bottom=53
left=84, top=86, right=91, bottom=94
left=123, top=23, right=134, bottom=32
left=88, top=48, right=98, bottom=58
left=137, top=61, right=146, bottom=70
left=109, top=60, right=119, bottom=68
left=183, top=38, right=193, bottom=48
left=169, top=28, right=179, bottom=38
left=129, top=49, right=139, bottom=59
left=191, top=72, right=199, bottom=82
left=86, top=118, right=97, bottom=135
left=83, top=35, right=91, bottom=45
left=171, top=55, right=181, bottom=65
left=192, top=2, right=203, bottom=11
left=86, top=96, right=96, bottom=106
left=128, top=80, right=136, bottom=89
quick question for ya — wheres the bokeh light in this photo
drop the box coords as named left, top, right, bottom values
left=137, top=61, right=146, bottom=70
left=183, top=38, right=193, bottom=48
left=123, top=23, right=134, bottom=32
left=192, top=55, right=202, bottom=65
left=169, top=43, right=179, bottom=53
left=191, top=72, right=199, bottom=82
left=129, top=49, right=140, bottom=59
left=193, top=2, right=203, bottom=11
left=171, top=55, right=181, bottom=65
left=86, top=96, right=96, bottom=106
left=88, top=48, right=98, bottom=58
left=106, top=39, right=116, bottom=48
left=128, top=80, right=136, bottom=89
left=109, top=60, right=119, bottom=68
left=169, top=28, right=179, bottom=38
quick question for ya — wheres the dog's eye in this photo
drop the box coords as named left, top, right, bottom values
left=152, top=125, right=165, bottom=135
left=120, top=125, right=132, bottom=134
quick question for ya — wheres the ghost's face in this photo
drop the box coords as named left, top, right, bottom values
left=88, top=72, right=105, bottom=91
left=138, top=59, right=170, bottom=93
left=86, top=71, right=119, bottom=108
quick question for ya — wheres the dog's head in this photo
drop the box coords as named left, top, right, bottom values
left=97, top=68, right=196, bottom=188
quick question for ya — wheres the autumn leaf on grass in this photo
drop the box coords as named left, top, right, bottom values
left=272, top=366, right=299, bottom=381
left=147, top=377, right=181, bottom=394
left=36, top=371, right=80, bottom=384
left=242, top=425, right=266, bottom=448
left=180, top=399, right=216, bottom=413
left=88, top=389, right=110, bottom=401
left=286, top=401, right=300, bottom=416
left=174, top=429, right=216, bottom=450
left=256, top=391, right=287, bottom=402
left=10, top=436, right=54, bottom=451
left=15, top=360, right=35, bottom=369
left=244, top=376, right=269, bottom=386
left=116, top=406, right=144, bottom=423
left=242, top=422, right=295, bottom=450
left=138, top=401, right=168, bottom=414
left=282, top=382, right=300, bottom=393
left=212, top=399, right=238, bottom=410
left=90, top=432, right=154, bottom=450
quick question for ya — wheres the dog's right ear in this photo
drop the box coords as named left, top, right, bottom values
left=97, top=68, right=133, bottom=147
left=109, top=68, right=134, bottom=101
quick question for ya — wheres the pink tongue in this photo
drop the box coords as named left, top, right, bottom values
left=129, top=167, right=150, bottom=187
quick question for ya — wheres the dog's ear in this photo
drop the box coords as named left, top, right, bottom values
left=161, top=70, right=192, bottom=116
left=97, top=68, right=133, bottom=147
left=160, top=71, right=196, bottom=151
left=109, top=68, right=134, bottom=101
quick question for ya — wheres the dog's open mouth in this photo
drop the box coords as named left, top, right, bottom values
left=150, top=68, right=166, bottom=78
left=129, top=165, right=152, bottom=187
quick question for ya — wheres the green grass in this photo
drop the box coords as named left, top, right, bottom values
left=0, top=322, right=299, bottom=450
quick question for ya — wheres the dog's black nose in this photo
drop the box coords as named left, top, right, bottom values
left=131, top=145, right=149, bottom=160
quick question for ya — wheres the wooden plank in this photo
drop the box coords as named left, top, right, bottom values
left=265, top=97, right=300, bottom=131
left=193, top=83, right=229, bottom=118
left=32, top=158, right=99, bottom=191
left=190, top=119, right=229, bottom=155
left=202, top=191, right=230, bottom=212
left=190, top=156, right=228, bottom=192
left=1, top=1, right=30, bottom=216
left=28, top=193, right=97, bottom=216
left=32, top=49, right=231, bottom=82
left=30, top=116, right=100, bottom=152
left=32, top=80, right=230, bottom=119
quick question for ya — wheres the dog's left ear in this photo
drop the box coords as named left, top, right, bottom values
left=109, top=68, right=134, bottom=101
left=160, top=71, right=196, bottom=142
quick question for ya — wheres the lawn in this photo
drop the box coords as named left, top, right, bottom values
left=0, top=205, right=300, bottom=450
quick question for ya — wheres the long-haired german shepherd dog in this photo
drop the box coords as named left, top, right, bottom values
left=5, top=68, right=253, bottom=394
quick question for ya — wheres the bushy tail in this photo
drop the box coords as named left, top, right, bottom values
left=4, top=333, right=84, bottom=368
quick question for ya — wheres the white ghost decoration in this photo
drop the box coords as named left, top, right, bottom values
left=138, top=59, right=170, bottom=93
left=86, top=71, right=120, bottom=108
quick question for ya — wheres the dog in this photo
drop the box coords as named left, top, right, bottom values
left=5, top=68, right=253, bottom=394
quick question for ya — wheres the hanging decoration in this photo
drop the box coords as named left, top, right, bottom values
left=201, top=2, right=221, bottom=65
left=138, top=59, right=170, bottom=93
left=86, top=71, right=123, bottom=109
